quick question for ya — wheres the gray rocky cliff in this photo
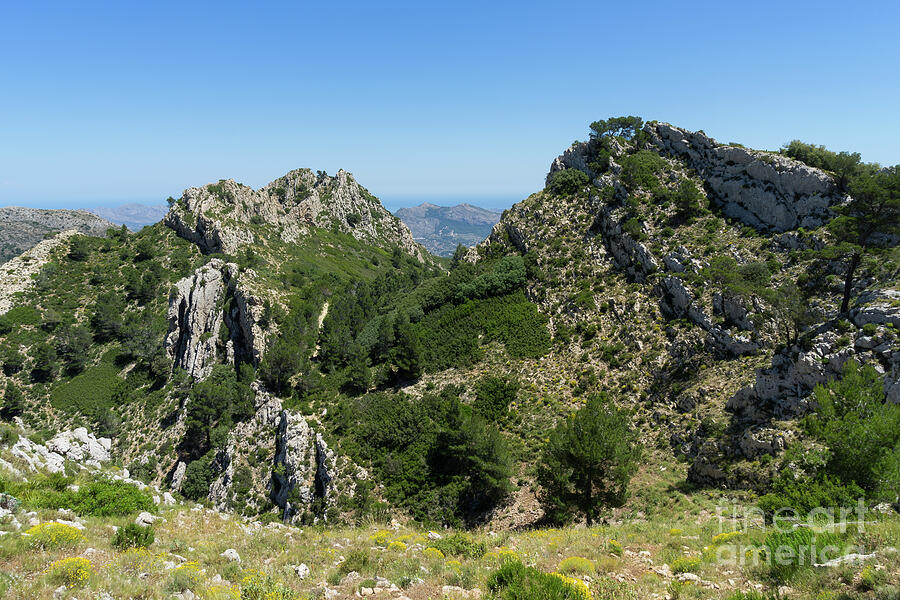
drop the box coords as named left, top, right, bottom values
left=645, top=122, right=844, bottom=232
left=208, top=386, right=283, bottom=511
left=165, top=168, right=424, bottom=261
left=270, top=410, right=365, bottom=524
left=545, top=123, right=844, bottom=234
left=165, top=259, right=266, bottom=380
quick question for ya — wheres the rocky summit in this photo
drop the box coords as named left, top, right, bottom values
left=0, top=121, right=898, bottom=600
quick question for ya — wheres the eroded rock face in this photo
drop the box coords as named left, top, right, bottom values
left=268, top=410, right=365, bottom=524
left=208, top=386, right=283, bottom=512
left=590, top=205, right=658, bottom=281
left=851, top=288, right=900, bottom=329
left=11, top=427, right=112, bottom=473
left=270, top=411, right=334, bottom=522
left=655, top=276, right=758, bottom=356
left=165, top=259, right=265, bottom=380
left=690, top=321, right=900, bottom=486
left=646, top=123, right=843, bottom=232
left=165, top=169, right=423, bottom=261
left=165, top=260, right=229, bottom=380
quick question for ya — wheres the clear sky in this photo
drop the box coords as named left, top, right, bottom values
left=2, top=1, right=898, bottom=211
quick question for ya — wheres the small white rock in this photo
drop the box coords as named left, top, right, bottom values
left=221, top=548, right=241, bottom=563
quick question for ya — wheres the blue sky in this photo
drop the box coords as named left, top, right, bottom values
left=1, top=1, right=898, bottom=211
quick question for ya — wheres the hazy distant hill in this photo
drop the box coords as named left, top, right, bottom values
left=394, top=202, right=502, bottom=256
left=88, top=202, right=169, bottom=230
left=0, top=206, right=114, bottom=263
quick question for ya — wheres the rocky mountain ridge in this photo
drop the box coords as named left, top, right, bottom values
left=394, top=202, right=502, bottom=256
left=0, top=207, right=114, bottom=263
left=481, top=119, right=898, bottom=492
left=165, top=168, right=424, bottom=261
left=0, top=122, right=896, bottom=535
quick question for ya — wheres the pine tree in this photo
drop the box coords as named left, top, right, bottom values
left=0, top=382, right=25, bottom=420
left=537, top=395, right=641, bottom=525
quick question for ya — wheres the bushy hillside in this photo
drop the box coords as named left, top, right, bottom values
left=0, top=123, right=898, bottom=599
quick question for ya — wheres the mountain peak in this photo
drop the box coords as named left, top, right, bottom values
left=165, top=167, right=424, bottom=260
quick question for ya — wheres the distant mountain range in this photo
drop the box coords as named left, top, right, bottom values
left=0, top=207, right=114, bottom=263
left=87, top=203, right=169, bottom=230
left=394, top=202, right=502, bottom=256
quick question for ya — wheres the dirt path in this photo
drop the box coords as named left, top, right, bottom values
left=311, top=301, right=329, bottom=357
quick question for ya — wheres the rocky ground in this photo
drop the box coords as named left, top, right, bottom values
left=0, top=424, right=898, bottom=599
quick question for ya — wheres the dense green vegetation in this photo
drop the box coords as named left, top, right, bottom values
left=759, top=361, right=900, bottom=517
left=315, top=254, right=549, bottom=390
left=0, top=473, right=155, bottom=517
left=329, top=385, right=513, bottom=526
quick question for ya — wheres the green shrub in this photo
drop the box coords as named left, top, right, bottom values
left=181, top=456, right=214, bottom=501
left=761, top=527, right=842, bottom=581
left=473, top=376, right=518, bottom=422
left=619, top=150, right=667, bottom=190
left=339, top=549, right=374, bottom=574
left=49, top=363, right=123, bottom=422
left=758, top=473, right=864, bottom=519
left=112, top=523, right=154, bottom=550
left=19, top=479, right=155, bottom=517
left=1, top=382, right=25, bottom=420
left=240, top=572, right=298, bottom=599
left=487, top=560, right=591, bottom=600
left=0, top=424, right=19, bottom=446
left=806, top=361, right=900, bottom=499
left=25, top=522, right=84, bottom=549
left=557, top=556, right=595, bottom=575
left=548, top=169, right=590, bottom=195
left=46, top=556, right=92, bottom=587
left=670, top=556, right=701, bottom=574
left=428, top=533, right=487, bottom=559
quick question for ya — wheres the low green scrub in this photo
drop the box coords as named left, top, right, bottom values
left=112, top=523, right=155, bottom=549
left=547, top=169, right=590, bottom=196
left=427, top=533, right=487, bottom=559
left=758, top=472, right=864, bottom=519
left=805, top=360, right=900, bottom=500
left=415, top=291, right=550, bottom=370
left=760, top=527, right=843, bottom=582
left=5, top=474, right=154, bottom=517
left=487, top=560, right=591, bottom=600
left=331, top=387, right=513, bottom=526
left=619, top=150, right=668, bottom=191
left=49, top=363, right=123, bottom=422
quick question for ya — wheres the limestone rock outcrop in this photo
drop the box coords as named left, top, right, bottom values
left=646, top=122, right=844, bottom=232
left=11, top=427, right=112, bottom=473
left=270, top=410, right=365, bottom=524
left=544, top=123, right=843, bottom=234
left=165, top=259, right=265, bottom=380
left=590, top=205, right=658, bottom=281
left=165, top=169, right=423, bottom=261
left=656, top=276, right=758, bottom=356
left=207, top=386, right=283, bottom=512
